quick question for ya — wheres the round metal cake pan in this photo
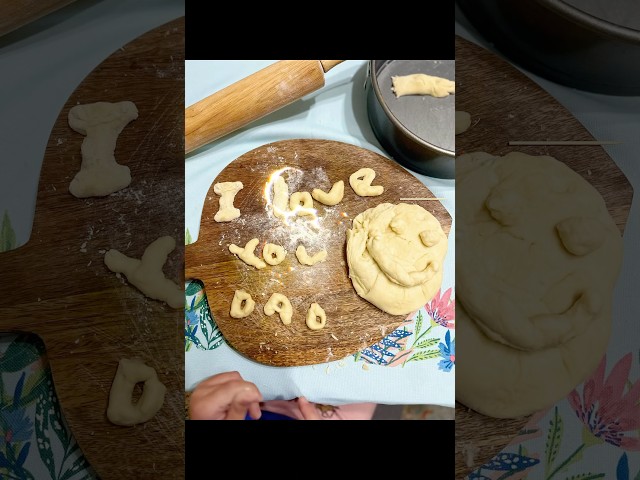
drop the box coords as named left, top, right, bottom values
left=366, top=60, right=455, bottom=179
left=457, top=0, right=640, bottom=95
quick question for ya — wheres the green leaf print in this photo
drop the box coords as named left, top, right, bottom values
left=415, top=311, right=423, bottom=337
left=50, top=406, right=70, bottom=459
left=21, top=369, right=45, bottom=403
left=413, top=337, right=439, bottom=349
left=406, top=349, right=441, bottom=362
left=1, top=210, right=17, bottom=252
left=0, top=334, right=41, bottom=372
left=199, top=304, right=223, bottom=350
left=35, top=392, right=57, bottom=479
left=59, top=454, right=91, bottom=480
left=581, top=425, right=604, bottom=448
left=199, top=313, right=210, bottom=349
left=185, top=228, right=193, bottom=245
left=545, top=406, right=563, bottom=476
left=185, top=281, right=202, bottom=297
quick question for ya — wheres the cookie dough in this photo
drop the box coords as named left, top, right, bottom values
left=312, top=180, right=344, bottom=206
left=230, top=289, right=255, bottom=318
left=349, top=168, right=384, bottom=197
left=456, top=151, right=623, bottom=417
left=272, top=176, right=290, bottom=220
left=104, top=236, right=183, bottom=309
left=68, top=101, right=138, bottom=198
left=264, top=293, right=293, bottom=325
left=229, top=238, right=267, bottom=269
left=295, top=245, right=327, bottom=266
left=306, top=303, right=326, bottom=331
left=106, top=358, right=166, bottom=426
left=263, top=243, right=287, bottom=266
left=214, top=181, right=243, bottom=222
left=289, top=191, right=315, bottom=217
left=346, top=203, right=447, bottom=315
left=392, top=74, right=455, bottom=98
left=455, top=111, right=471, bottom=135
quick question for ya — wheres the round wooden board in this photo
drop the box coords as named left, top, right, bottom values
left=0, top=18, right=184, bottom=480
left=455, top=35, right=633, bottom=479
left=186, top=139, right=451, bottom=367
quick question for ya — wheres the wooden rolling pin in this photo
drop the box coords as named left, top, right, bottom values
left=185, top=60, right=344, bottom=154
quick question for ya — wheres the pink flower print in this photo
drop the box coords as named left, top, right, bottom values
left=425, top=288, right=455, bottom=329
left=568, top=353, right=640, bottom=451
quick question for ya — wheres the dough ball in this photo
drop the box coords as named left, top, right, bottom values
left=346, top=203, right=448, bottom=315
left=456, top=151, right=622, bottom=418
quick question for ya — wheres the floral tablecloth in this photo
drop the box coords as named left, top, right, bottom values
left=0, top=334, right=96, bottom=480
left=184, top=60, right=456, bottom=406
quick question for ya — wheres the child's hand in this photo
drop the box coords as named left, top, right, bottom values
left=297, top=396, right=322, bottom=420
left=189, top=371, right=263, bottom=420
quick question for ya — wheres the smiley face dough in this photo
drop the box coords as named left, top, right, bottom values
left=346, top=203, right=448, bottom=315
left=456, top=151, right=623, bottom=418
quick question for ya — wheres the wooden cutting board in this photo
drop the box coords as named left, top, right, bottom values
left=0, top=18, right=184, bottom=480
left=455, top=35, right=633, bottom=478
left=185, top=139, right=451, bottom=367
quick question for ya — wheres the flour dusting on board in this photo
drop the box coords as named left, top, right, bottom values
left=218, top=164, right=348, bottom=266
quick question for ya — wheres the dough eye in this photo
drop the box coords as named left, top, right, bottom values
left=556, top=217, right=605, bottom=256
left=390, top=217, right=407, bottom=235
left=420, top=230, right=440, bottom=247
left=277, top=301, right=283, bottom=309
left=240, top=299, right=246, bottom=308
